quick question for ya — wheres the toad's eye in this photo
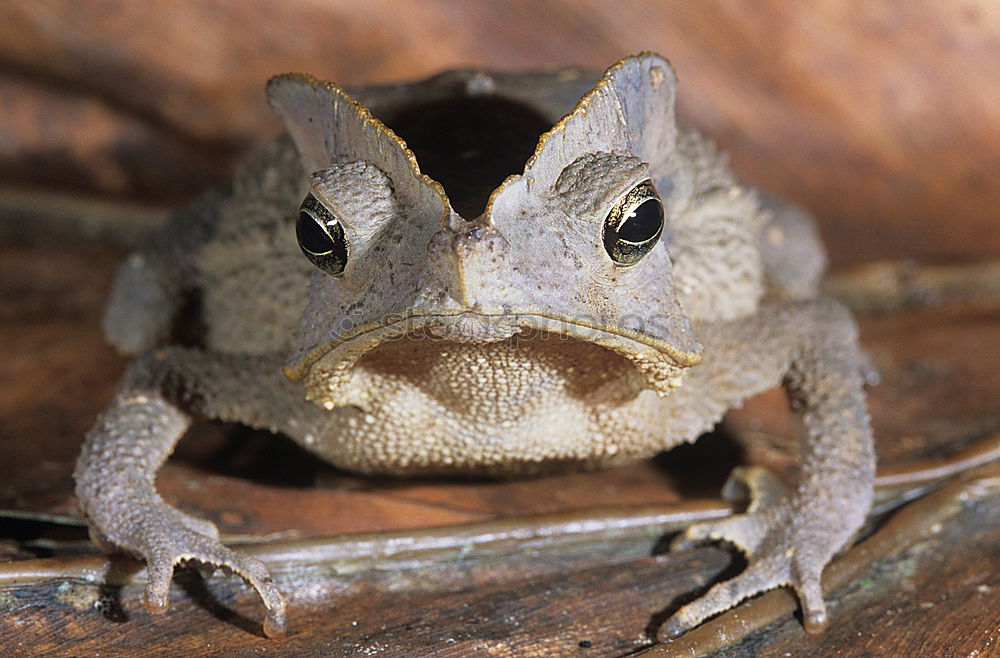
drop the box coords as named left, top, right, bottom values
left=602, top=180, right=664, bottom=266
left=296, top=193, right=348, bottom=277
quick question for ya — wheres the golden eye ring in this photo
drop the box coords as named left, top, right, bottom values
left=296, top=193, right=349, bottom=277
left=602, top=180, right=664, bottom=266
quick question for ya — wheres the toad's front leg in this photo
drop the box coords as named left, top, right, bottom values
left=74, top=348, right=320, bottom=637
left=659, top=300, right=876, bottom=639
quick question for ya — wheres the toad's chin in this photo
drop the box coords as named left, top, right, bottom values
left=285, top=312, right=702, bottom=410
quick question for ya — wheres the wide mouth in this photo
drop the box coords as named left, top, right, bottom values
left=285, top=312, right=702, bottom=401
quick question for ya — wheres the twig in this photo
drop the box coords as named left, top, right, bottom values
left=0, top=184, right=168, bottom=247
left=0, top=502, right=731, bottom=587
left=824, top=259, right=1000, bottom=312
left=874, top=431, right=1000, bottom=489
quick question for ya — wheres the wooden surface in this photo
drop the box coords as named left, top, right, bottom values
left=3, top=235, right=1000, bottom=656
left=1, top=2, right=999, bottom=656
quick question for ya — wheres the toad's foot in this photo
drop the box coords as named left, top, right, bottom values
left=92, top=498, right=287, bottom=637
left=658, top=466, right=833, bottom=640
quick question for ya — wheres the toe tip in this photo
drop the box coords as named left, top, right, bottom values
left=669, top=532, right=697, bottom=552
left=657, top=617, right=691, bottom=641
left=143, top=591, right=170, bottom=615
left=803, top=607, right=829, bottom=634
left=263, top=609, right=287, bottom=638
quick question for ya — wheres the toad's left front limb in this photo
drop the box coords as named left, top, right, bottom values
left=657, top=299, right=876, bottom=638
left=74, top=349, right=326, bottom=637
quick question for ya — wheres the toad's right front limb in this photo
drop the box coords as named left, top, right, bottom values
left=73, top=348, right=320, bottom=637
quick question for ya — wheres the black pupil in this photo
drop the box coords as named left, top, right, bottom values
left=617, top=198, right=662, bottom=243
left=297, top=210, right=333, bottom=254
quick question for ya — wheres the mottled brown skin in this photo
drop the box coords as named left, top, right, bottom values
left=74, top=54, right=874, bottom=639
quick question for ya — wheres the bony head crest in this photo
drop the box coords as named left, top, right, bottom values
left=266, top=73, right=449, bottom=225
left=524, top=53, right=678, bottom=189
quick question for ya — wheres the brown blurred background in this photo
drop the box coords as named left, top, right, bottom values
left=0, top=0, right=997, bottom=266
left=1, top=4, right=999, bottom=654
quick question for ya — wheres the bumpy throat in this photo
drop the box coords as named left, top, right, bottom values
left=301, top=334, right=661, bottom=475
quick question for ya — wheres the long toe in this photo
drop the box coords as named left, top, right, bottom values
left=670, top=512, right=768, bottom=555
left=657, top=552, right=792, bottom=640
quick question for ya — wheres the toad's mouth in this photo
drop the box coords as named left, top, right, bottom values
left=284, top=312, right=702, bottom=404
